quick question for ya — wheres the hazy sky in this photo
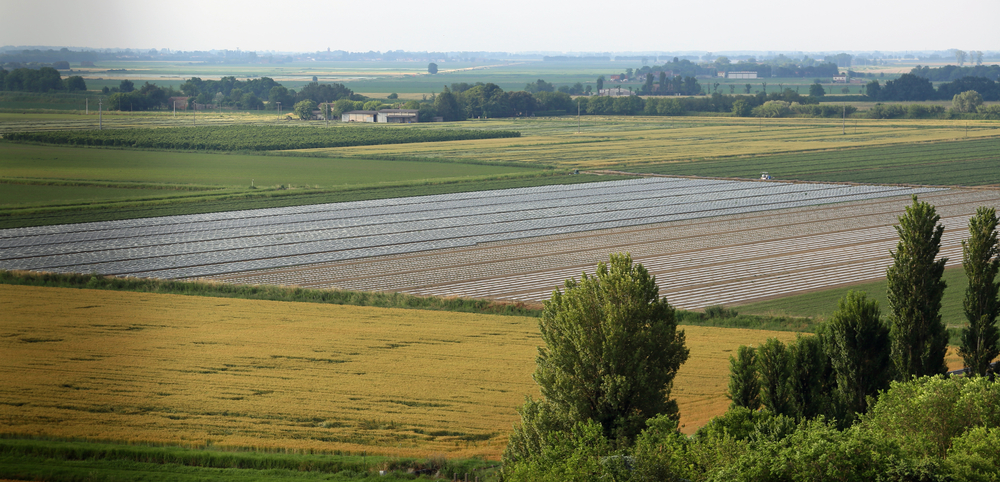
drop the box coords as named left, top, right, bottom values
left=2, top=0, right=997, bottom=54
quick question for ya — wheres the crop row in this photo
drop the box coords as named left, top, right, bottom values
left=1, top=125, right=521, bottom=151
left=637, top=138, right=1000, bottom=185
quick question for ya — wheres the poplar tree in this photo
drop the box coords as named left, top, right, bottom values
left=526, top=253, right=689, bottom=445
left=886, top=196, right=949, bottom=379
left=960, top=207, right=1000, bottom=376
left=827, top=290, right=891, bottom=417
left=727, top=345, right=760, bottom=410
left=757, top=338, right=791, bottom=415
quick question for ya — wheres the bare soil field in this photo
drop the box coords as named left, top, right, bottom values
left=206, top=189, right=999, bottom=310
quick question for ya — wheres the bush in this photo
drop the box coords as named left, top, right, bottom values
left=859, top=375, right=1000, bottom=459
left=752, top=100, right=791, bottom=118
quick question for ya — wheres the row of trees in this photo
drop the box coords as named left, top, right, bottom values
left=500, top=201, right=999, bottom=480
left=912, top=64, right=1000, bottom=82
left=0, top=67, right=86, bottom=92
left=730, top=201, right=998, bottom=425
left=865, top=74, right=999, bottom=101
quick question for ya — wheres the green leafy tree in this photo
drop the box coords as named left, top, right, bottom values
left=757, top=338, right=792, bottom=415
left=63, top=75, right=86, bottom=91
left=427, top=62, right=438, bottom=74
left=960, top=207, right=1000, bottom=376
left=727, top=345, right=760, bottom=409
left=786, top=335, right=835, bottom=420
left=596, top=75, right=604, bottom=92
left=809, top=82, right=825, bottom=97
left=952, top=90, right=984, bottom=113
left=827, top=290, right=892, bottom=418
left=433, top=87, right=461, bottom=121
left=520, top=253, right=689, bottom=447
left=887, top=196, right=949, bottom=379
left=293, top=99, right=316, bottom=120
left=119, top=79, right=134, bottom=93
left=731, top=98, right=752, bottom=117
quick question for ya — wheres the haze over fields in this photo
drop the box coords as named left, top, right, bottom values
left=2, top=0, right=997, bottom=53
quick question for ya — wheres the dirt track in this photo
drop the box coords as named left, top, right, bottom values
left=203, top=189, right=1000, bottom=310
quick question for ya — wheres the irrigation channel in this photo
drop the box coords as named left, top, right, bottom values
left=2, top=178, right=996, bottom=309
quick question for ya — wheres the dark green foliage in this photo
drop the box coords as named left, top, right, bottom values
left=827, top=290, right=892, bottom=418
left=786, top=335, right=836, bottom=420
left=3, top=125, right=521, bottom=151
left=532, top=253, right=689, bottom=444
left=756, top=338, right=792, bottom=415
left=887, top=196, right=949, bottom=379
left=503, top=253, right=692, bottom=474
left=1, top=66, right=65, bottom=92
left=960, top=207, right=1000, bottom=376
left=506, top=376, right=1000, bottom=481
left=727, top=345, right=760, bottom=410
left=809, top=82, right=825, bottom=97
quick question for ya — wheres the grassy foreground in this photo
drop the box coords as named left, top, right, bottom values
left=0, top=438, right=496, bottom=481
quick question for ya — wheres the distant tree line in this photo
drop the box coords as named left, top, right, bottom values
left=911, top=64, right=1000, bottom=82
left=864, top=73, right=1000, bottom=101
left=97, top=76, right=362, bottom=112
left=0, top=67, right=86, bottom=93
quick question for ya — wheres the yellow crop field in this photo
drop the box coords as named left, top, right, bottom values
left=296, top=116, right=1000, bottom=169
left=1, top=284, right=899, bottom=459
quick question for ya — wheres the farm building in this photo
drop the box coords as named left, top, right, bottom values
left=726, top=71, right=758, bottom=79
left=377, top=109, right=419, bottom=123
left=341, top=110, right=378, bottom=122
left=832, top=75, right=847, bottom=83
left=598, top=87, right=636, bottom=97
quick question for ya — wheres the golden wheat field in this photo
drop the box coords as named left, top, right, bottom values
left=296, top=117, right=1000, bottom=168
left=0, top=284, right=904, bottom=459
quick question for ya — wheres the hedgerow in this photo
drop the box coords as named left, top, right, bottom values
left=2, top=125, right=521, bottom=151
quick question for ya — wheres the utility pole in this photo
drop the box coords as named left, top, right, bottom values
left=98, top=99, right=102, bottom=130
left=277, top=101, right=281, bottom=121
left=194, top=103, right=196, bottom=126
left=173, top=101, right=176, bottom=117
left=577, top=98, right=581, bottom=133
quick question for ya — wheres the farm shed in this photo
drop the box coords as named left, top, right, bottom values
left=598, top=87, right=636, bottom=97
left=377, top=109, right=419, bottom=123
left=342, top=110, right=377, bottom=122
left=726, top=71, right=758, bottom=79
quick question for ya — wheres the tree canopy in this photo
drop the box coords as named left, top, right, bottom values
left=504, top=254, right=689, bottom=472
left=887, top=196, right=949, bottom=379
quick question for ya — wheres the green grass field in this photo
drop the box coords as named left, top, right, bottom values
left=0, top=143, right=541, bottom=207
left=635, top=137, right=1000, bottom=185
left=736, top=267, right=973, bottom=330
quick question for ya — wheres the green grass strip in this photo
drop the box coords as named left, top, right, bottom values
left=632, top=137, right=1000, bottom=186
left=0, top=270, right=544, bottom=318
left=0, top=270, right=817, bottom=333
left=0, top=437, right=496, bottom=481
